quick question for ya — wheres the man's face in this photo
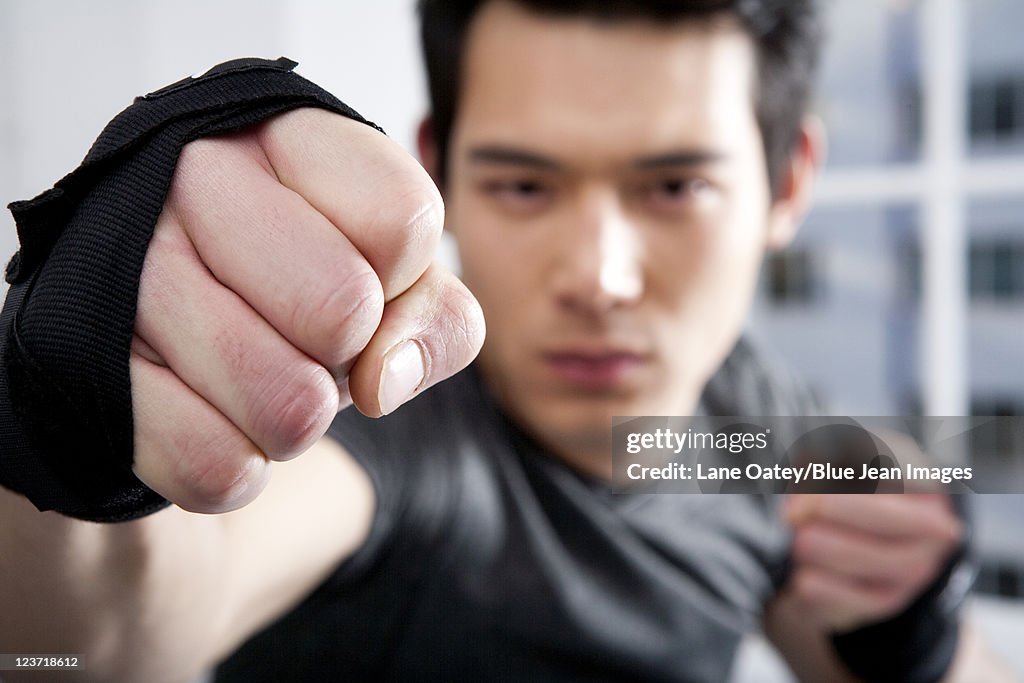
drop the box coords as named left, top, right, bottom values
left=440, top=1, right=787, bottom=471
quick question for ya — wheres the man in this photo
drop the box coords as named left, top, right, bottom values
left=0, top=1, right=993, bottom=681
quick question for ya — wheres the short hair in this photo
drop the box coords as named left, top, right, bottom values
left=418, top=0, right=823, bottom=198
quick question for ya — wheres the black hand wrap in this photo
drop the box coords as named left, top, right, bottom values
left=830, top=497, right=976, bottom=683
left=0, top=57, right=380, bottom=523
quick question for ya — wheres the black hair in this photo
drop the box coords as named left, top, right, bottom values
left=418, top=0, right=822, bottom=198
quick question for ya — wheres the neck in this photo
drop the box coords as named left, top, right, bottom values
left=550, top=438, right=616, bottom=481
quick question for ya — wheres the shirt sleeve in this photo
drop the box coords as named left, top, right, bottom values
left=323, top=392, right=464, bottom=583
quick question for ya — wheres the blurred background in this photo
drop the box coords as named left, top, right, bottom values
left=0, top=0, right=1021, bottom=679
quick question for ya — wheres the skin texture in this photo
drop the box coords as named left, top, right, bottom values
left=131, top=111, right=485, bottom=512
left=440, top=3, right=801, bottom=478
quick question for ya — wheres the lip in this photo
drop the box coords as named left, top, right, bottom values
left=541, top=347, right=650, bottom=391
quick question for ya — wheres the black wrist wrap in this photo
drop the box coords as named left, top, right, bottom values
left=830, top=497, right=976, bottom=683
left=0, top=57, right=380, bottom=523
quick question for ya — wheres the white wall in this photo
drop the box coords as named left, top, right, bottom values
left=0, top=0, right=426, bottom=295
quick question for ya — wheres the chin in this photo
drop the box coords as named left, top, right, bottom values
left=529, top=394, right=642, bottom=442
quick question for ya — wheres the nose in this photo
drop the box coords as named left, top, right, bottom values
left=552, top=192, right=644, bottom=315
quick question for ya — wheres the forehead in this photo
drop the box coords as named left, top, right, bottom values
left=455, top=0, right=760, bottom=162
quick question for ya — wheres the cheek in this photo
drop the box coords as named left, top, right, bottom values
left=697, top=178, right=770, bottom=299
left=449, top=194, right=501, bottom=292
left=449, top=208, right=534, bottom=356
left=650, top=206, right=766, bottom=369
left=652, top=214, right=762, bottom=308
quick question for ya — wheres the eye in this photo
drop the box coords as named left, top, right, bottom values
left=643, top=177, right=714, bottom=213
left=655, top=177, right=709, bottom=200
left=480, top=178, right=555, bottom=214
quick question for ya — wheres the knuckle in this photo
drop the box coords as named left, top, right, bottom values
left=293, top=267, right=384, bottom=365
left=167, top=138, right=232, bottom=219
left=141, top=216, right=199, bottom=291
left=905, top=559, right=936, bottom=588
left=213, top=331, right=250, bottom=389
left=402, top=187, right=445, bottom=246
left=248, top=363, right=338, bottom=458
left=175, top=137, right=224, bottom=184
left=373, top=183, right=444, bottom=254
left=793, top=570, right=821, bottom=602
left=878, top=588, right=909, bottom=615
left=176, top=137, right=208, bottom=167
left=173, top=140, right=203, bottom=181
left=451, top=285, right=487, bottom=351
left=173, top=428, right=268, bottom=513
left=795, top=526, right=828, bottom=561
left=791, top=530, right=812, bottom=562
left=432, top=280, right=487, bottom=365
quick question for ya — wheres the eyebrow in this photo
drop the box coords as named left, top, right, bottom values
left=467, top=145, right=728, bottom=171
left=468, top=146, right=562, bottom=170
left=632, top=150, right=728, bottom=169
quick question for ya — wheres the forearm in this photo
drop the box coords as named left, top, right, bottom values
left=763, top=586, right=861, bottom=683
left=0, top=437, right=373, bottom=683
left=0, top=486, right=231, bottom=682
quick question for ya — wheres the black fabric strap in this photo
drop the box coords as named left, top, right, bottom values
left=0, top=57, right=381, bottom=522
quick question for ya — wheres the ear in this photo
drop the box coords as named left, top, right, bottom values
left=417, top=116, right=443, bottom=194
left=766, top=116, right=827, bottom=251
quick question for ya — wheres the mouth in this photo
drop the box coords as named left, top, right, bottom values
left=541, top=348, right=650, bottom=392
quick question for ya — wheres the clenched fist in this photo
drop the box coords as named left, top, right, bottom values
left=783, top=493, right=963, bottom=632
left=130, top=108, right=484, bottom=513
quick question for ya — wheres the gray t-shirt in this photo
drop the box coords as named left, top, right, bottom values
left=216, top=336, right=818, bottom=682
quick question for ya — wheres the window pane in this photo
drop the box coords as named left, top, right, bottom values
left=968, top=218, right=1024, bottom=301
left=968, top=199, right=1024, bottom=412
left=815, top=1, right=921, bottom=167
left=751, top=205, right=919, bottom=415
left=969, top=244, right=992, bottom=299
left=765, top=250, right=817, bottom=305
left=969, top=0, right=1024, bottom=155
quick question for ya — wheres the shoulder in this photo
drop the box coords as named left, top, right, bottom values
left=701, top=333, right=823, bottom=417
